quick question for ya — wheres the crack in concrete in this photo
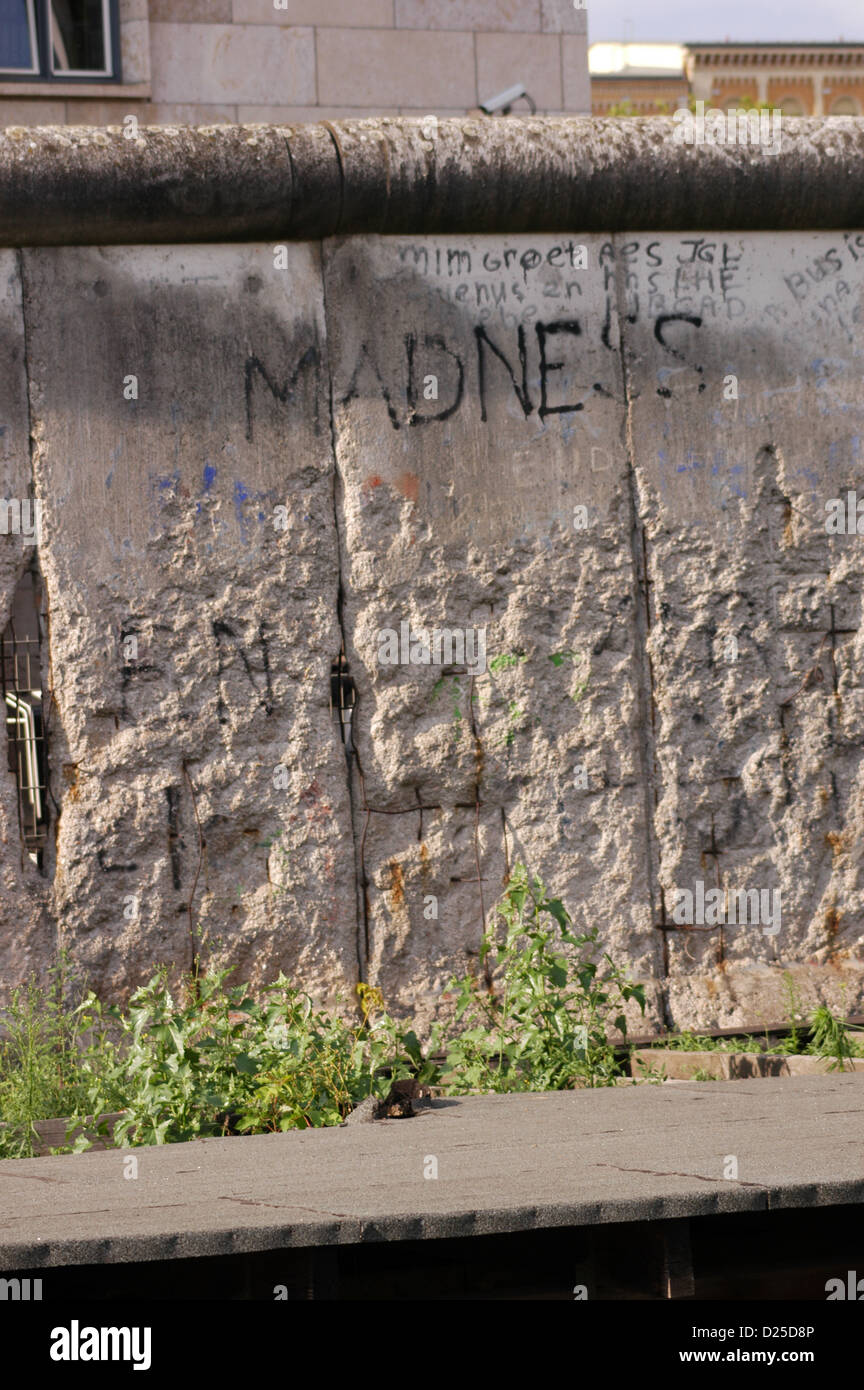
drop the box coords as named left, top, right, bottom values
left=320, top=253, right=367, bottom=983
left=596, top=1161, right=771, bottom=1193
left=221, top=1195, right=351, bottom=1219
left=0, top=1170, right=61, bottom=1183
left=613, top=238, right=669, bottom=1026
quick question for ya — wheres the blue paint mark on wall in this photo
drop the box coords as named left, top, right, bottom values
left=203, top=463, right=217, bottom=491
left=676, top=451, right=705, bottom=475
left=794, top=467, right=820, bottom=486
left=147, top=470, right=181, bottom=528
left=234, top=481, right=251, bottom=541
left=230, top=479, right=275, bottom=542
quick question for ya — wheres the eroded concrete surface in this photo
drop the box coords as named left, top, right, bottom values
left=1, top=232, right=863, bottom=1031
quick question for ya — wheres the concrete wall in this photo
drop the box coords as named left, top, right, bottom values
left=0, top=0, right=590, bottom=127
left=2, top=227, right=864, bottom=1033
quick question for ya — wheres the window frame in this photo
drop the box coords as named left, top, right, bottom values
left=0, top=0, right=122, bottom=84
left=0, top=0, right=40, bottom=76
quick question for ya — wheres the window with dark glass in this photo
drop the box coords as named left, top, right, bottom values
left=0, top=0, right=120, bottom=80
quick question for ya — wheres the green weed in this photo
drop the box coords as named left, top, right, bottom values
left=433, top=863, right=645, bottom=1092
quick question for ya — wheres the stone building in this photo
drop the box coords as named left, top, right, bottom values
left=591, top=40, right=864, bottom=117
left=590, top=43, right=689, bottom=116
left=688, top=42, right=864, bottom=116
left=0, top=0, right=590, bottom=127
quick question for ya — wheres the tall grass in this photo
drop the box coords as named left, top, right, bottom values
left=0, top=957, right=116, bottom=1157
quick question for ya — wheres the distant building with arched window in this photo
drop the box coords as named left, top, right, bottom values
left=591, top=41, right=864, bottom=117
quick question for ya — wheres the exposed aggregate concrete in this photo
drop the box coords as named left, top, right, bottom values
left=0, top=208, right=862, bottom=1031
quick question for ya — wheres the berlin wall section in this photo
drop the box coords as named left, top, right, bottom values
left=618, top=233, right=864, bottom=1025
left=323, top=235, right=660, bottom=1030
left=0, top=232, right=862, bottom=1033
left=10, top=244, right=358, bottom=1007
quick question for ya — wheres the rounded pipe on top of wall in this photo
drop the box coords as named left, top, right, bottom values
left=1, top=116, right=864, bottom=245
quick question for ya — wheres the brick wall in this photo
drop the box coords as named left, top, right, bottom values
left=705, top=78, right=760, bottom=110
left=0, top=0, right=590, bottom=127
left=591, top=78, right=688, bottom=116
left=822, top=78, right=864, bottom=115
left=766, top=76, right=816, bottom=116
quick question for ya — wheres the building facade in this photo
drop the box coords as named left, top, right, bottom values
left=688, top=43, right=864, bottom=117
left=590, top=43, right=688, bottom=116
left=0, top=0, right=590, bottom=127
left=591, top=41, right=864, bottom=117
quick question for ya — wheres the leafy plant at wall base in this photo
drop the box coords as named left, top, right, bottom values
left=67, top=969, right=438, bottom=1146
left=808, top=1004, right=857, bottom=1071
left=777, top=971, right=807, bottom=1054
left=0, top=875, right=653, bottom=1157
left=435, top=863, right=645, bottom=1092
left=631, top=1055, right=667, bottom=1085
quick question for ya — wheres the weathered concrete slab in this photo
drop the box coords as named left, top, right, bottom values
left=324, top=234, right=660, bottom=1022
left=1, top=1076, right=862, bottom=1268
left=360, top=801, right=508, bottom=1017
left=21, top=244, right=358, bottom=1003
left=2, top=230, right=864, bottom=1036
left=619, top=233, right=864, bottom=1026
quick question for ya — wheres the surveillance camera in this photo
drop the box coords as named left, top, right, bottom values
left=480, top=83, right=537, bottom=116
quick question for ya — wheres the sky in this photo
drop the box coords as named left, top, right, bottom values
left=588, top=0, right=863, bottom=43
